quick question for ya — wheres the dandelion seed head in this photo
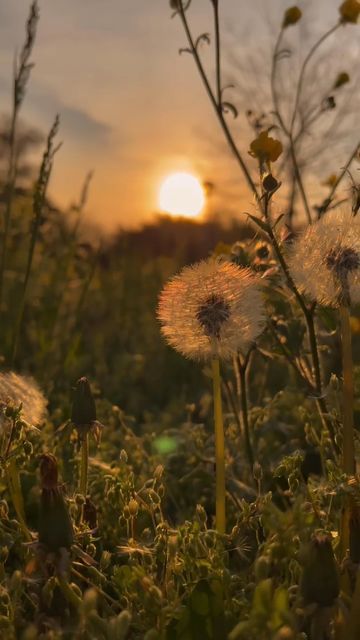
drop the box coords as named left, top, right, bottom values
left=288, top=209, right=360, bottom=307
left=0, top=372, right=47, bottom=425
left=158, top=259, right=265, bottom=360
left=196, top=294, right=231, bottom=339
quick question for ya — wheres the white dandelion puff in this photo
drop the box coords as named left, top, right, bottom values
left=158, top=259, right=265, bottom=361
left=0, top=372, right=47, bottom=426
left=288, top=209, right=360, bottom=307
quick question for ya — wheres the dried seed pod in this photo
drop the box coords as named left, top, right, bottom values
left=71, top=377, right=96, bottom=428
left=38, top=454, right=74, bottom=552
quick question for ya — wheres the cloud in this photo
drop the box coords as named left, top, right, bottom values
left=0, top=73, right=113, bottom=147
left=30, top=83, right=114, bottom=147
left=56, top=103, right=112, bottom=144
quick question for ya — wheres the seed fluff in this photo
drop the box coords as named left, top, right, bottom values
left=158, top=259, right=265, bottom=360
left=288, top=209, right=360, bottom=307
left=0, top=371, right=47, bottom=426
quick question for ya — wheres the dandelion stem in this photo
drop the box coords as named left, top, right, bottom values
left=212, top=357, right=226, bottom=534
left=340, top=305, right=355, bottom=475
left=80, top=432, right=89, bottom=498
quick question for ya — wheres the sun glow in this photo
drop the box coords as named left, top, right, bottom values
left=159, top=172, right=205, bottom=218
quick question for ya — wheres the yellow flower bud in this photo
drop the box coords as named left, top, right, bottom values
left=339, top=0, right=360, bottom=23
left=249, top=131, right=283, bottom=165
left=333, top=71, right=350, bottom=88
left=282, top=6, right=302, bottom=28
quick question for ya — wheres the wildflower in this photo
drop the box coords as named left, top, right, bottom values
left=339, top=0, right=360, bottom=23
left=0, top=372, right=46, bottom=426
left=288, top=210, right=360, bottom=307
left=158, top=259, right=265, bottom=360
left=249, top=131, right=283, bottom=167
left=282, top=6, right=302, bottom=28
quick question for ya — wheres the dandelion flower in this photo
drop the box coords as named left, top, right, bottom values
left=158, top=259, right=265, bottom=360
left=288, top=210, right=360, bottom=307
left=0, top=372, right=47, bottom=425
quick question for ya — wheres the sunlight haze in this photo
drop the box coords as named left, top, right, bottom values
left=0, top=0, right=354, bottom=230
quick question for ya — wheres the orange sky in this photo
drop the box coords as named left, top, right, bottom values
left=0, top=0, right=357, bottom=231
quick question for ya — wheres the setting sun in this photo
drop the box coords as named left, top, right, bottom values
left=158, top=172, right=205, bottom=218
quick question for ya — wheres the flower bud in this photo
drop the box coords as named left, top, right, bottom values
left=339, top=0, right=360, bottom=24
left=110, top=609, right=131, bottom=639
left=128, top=499, right=139, bottom=517
left=39, top=454, right=58, bottom=489
left=123, top=506, right=131, bottom=520
left=38, top=455, right=74, bottom=552
left=333, top=71, right=350, bottom=89
left=71, top=377, right=96, bottom=427
left=253, top=461, right=263, bottom=481
left=254, top=555, right=270, bottom=580
left=0, top=501, right=8, bottom=517
left=154, top=464, right=164, bottom=480
left=196, top=504, right=207, bottom=524
left=23, top=440, right=33, bottom=456
left=100, top=551, right=112, bottom=570
left=282, top=6, right=302, bottom=28
left=120, top=449, right=128, bottom=464
left=262, top=173, right=279, bottom=193
left=41, top=577, right=56, bottom=608
left=9, top=570, right=22, bottom=591
left=300, top=534, right=339, bottom=606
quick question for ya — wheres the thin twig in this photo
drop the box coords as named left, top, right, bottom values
left=178, top=3, right=261, bottom=207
